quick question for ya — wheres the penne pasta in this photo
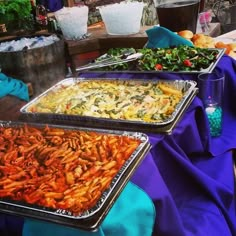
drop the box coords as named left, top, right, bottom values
left=0, top=124, right=141, bottom=216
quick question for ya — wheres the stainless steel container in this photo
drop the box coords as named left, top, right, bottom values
left=0, top=34, right=66, bottom=97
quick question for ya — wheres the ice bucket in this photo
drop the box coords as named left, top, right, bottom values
left=0, top=35, right=65, bottom=96
left=98, top=1, right=145, bottom=35
left=55, top=6, right=88, bottom=40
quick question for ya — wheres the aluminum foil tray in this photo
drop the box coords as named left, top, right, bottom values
left=21, top=88, right=198, bottom=134
left=20, top=77, right=197, bottom=133
left=76, top=48, right=225, bottom=74
left=0, top=121, right=150, bottom=230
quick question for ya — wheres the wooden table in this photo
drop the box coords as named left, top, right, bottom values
left=65, top=25, right=150, bottom=68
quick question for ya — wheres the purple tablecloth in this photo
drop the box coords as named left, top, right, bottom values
left=79, top=55, right=236, bottom=236
left=0, top=55, right=235, bottom=236
left=132, top=55, right=236, bottom=236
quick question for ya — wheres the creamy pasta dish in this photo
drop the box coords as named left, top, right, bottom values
left=28, top=80, right=184, bottom=123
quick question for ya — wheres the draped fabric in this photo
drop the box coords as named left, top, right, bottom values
left=80, top=55, right=236, bottom=236
left=0, top=55, right=235, bottom=236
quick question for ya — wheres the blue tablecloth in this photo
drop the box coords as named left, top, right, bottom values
left=0, top=55, right=236, bottom=236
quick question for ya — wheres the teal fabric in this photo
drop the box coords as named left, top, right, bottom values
left=146, top=26, right=193, bottom=48
left=0, top=73, right=29, bottom=101
left=23, top=182, right=155, bottom=236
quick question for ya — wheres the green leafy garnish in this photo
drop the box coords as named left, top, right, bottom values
left=96, top=45, right=220, bottom=72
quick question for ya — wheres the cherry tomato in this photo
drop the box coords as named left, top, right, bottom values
left=155, top=64, right=163, bottom=70
left=183, top=59, right=192, bottom=67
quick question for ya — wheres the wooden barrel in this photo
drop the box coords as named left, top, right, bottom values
left=0, top=34, right=66, bottom=97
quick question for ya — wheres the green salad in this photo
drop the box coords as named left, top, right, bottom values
left=96, top=45, right=220, bottom=72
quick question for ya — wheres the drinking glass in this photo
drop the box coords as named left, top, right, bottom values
left=198, top=70, right=225, bottom=137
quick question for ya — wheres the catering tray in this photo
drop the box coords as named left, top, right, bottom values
left=21, top=88, right=198, bottom=134
left=20, top=77, right=197, bottom=133
left=0, top=121, right=151, bottom=230
left=76, top=47, right=225, bottom=74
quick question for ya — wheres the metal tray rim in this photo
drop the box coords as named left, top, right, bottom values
left=20, top=78, right=197, bottom=127
left=75, top=48, right=225, bottom=74
left=0, top=143, right=151, bottom=230
left=0, top=121, right=150, bottom=220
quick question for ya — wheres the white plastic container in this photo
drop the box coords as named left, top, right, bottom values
left=55, top=6, right=88, bottom=40
left=98, top=1, right=145, bottom=35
